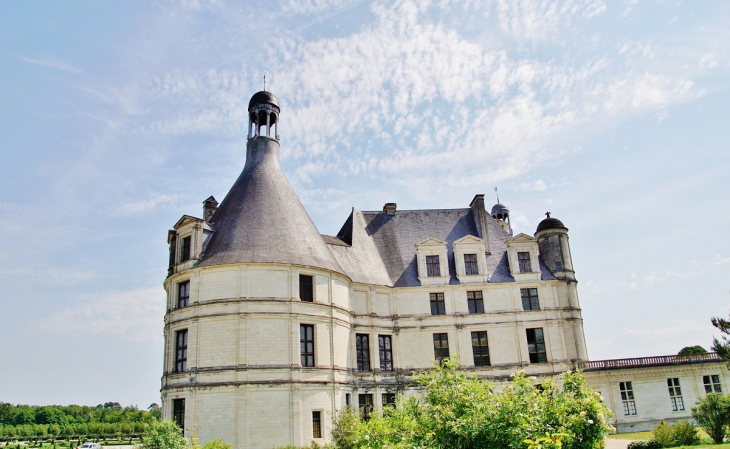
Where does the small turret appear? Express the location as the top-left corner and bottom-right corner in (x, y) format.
(491, 203), (512, 235)
(534, 212), (574, 280)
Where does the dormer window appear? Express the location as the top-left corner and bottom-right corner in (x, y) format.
(517, 252), (531, 273)
(181, 236), (191, 262)
(426, 256), (441, 277)
(415, 237), (450, 286)
(464, 254), (478, 275)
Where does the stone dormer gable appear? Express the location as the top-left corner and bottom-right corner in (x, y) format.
(453, 235), (489, 283)
(506, 233), (540, 282)
(174, 214), (204, 230)
(168, 215), (212, 277)
(415, 237), (449, 286)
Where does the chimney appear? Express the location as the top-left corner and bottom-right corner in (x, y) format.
(203, 196), (219, 223)
(383, 203), (397, 216)
(469, 194), (491, 253)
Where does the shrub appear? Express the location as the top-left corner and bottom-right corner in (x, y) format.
(331, 359), (614, 449)
(628, 441), (662, 449)
(652, 421), (674, 447)
(140, 421), (188, 449)
(691, 393), (730, 444)
(671, 421), (700, 446)
(200, 438), (230, 449)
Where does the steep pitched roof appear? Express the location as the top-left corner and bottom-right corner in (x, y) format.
(197, 137), (344, 274)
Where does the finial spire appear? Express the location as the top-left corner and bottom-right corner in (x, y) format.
(494, 186), (499, 203)
(263, 75), (266, 92)
(545, 211), (551, 218)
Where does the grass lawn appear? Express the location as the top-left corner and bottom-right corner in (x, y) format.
(608, 431), (653, 440)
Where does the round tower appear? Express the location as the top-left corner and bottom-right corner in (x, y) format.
(534, 212), (574, 281)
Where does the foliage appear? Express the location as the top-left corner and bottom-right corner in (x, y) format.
(670, 421), (701, 447)
(692, 393), (730, 444)
(711, 314), (730, 362)
(0, 402), (159, 426)
(140, 420), (188, 449)
(200, 438), (231, 449)
(677, 346), (708, 357)
(627, 441), (663, 449)
(652, 421), (675, 447)
(331, 358), (613, 449)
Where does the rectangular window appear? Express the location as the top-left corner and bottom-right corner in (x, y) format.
(345, 393), (351, 406)
(358, 394), (373, 421)
(382, 393), (396, 409)
(620, 381), (637, 415)
(521, 288), (540, 311)
(464, 254), (479, 275)
(426, 255), (441, 277)
(175, 330), (188, 372)
(312, 411), (322, 438)
(172, 399), (185, 431)
(467, 291), (484, 314)
(517, 252), (531, 273)
(433, 333), (449, 361)
(471, 331), (491, 367)
(356, 334), (371, 371)
(300, 275), (314, 302)
(181, 236), (191, 262)
(177, 281), (190, 308)
(300, 324), (315, 367)
(430, 292), (446, 315)
(667, 378), (685, 411)
(704, 375), (722, 393)
(526, 328), (547, 363)
(379, 335), (393, 371)
(555, 261), (563, 271)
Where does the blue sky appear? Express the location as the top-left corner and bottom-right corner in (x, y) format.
(1, 0), (728, 408)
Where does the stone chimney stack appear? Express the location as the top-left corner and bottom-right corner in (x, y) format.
(469, 194), (492, 253)
(383, 203), (397, 216)
(203, 196), (219, 223)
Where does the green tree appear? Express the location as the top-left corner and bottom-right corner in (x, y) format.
(148, 404), (161, 421)
(691, 392), (730, 444)
(712, 313), (730, 361)
(49, 424), (61, 442)
(140, 421), (188, 449)
(677, 345), (708, 357)
(331, 358), (613, 449)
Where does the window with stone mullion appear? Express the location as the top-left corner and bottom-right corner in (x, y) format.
(426, 255), (441, 277)
(467, 291), (484, 314)
(464, 254), (478, 275)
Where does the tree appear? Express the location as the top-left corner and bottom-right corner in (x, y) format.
(331, 358), (614, 449)
(712, 313), (730, 360)
(677, 345), (708, 356)
(691, 392), (730, 444)
(140, 421), (188, 449)
(148, 404), (161, 421)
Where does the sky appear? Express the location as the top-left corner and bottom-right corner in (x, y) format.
(0, 0), (728, 409)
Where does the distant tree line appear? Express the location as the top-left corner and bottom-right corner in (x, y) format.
(0, 402), (160, 443)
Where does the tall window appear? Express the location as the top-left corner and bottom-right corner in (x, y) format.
(358, 394), (373, 421)
(175, 330), (188, 372)
(172, 399), (185, 431)
(620, 381), (637, 415)
(312, 411), (322, 438)
(433, 333), (449, 361)
(300, 324), (315, 367)
(300, 275), (314, 302)
(356, 334), (371, 371)
(667, 378), (684, 411)
(181, 236), (191, 262)
(704, 375), (722, 393)
(464, 254), (479, 275)
(517, 252), (531, 273)
(526, 328), (547, 363)
(467, 291), (484, 314)
(177, 281), (190, 308)
(430, 293), (446, 315)
(471, 331), (491, 367)
(382, 393), (396, 409)
(426, 255), (441, 277)
(379, 335), (393, 371)
(521, 288), (540, 311)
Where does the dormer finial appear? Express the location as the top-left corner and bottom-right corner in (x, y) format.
(545, 211), (551, 218)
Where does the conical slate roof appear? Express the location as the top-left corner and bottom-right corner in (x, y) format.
(198, 137), (344, 274)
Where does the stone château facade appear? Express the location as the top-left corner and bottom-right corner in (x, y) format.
(160, 91), (727, 446)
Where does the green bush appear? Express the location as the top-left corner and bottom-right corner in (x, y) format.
(140, 421), (188, 449)
(200, 438), (231, 449)
(331, 359), (613, 449)
(671, 421), (700, 446)
(691, 393), (730, 444)
(627, 441), (662, 449)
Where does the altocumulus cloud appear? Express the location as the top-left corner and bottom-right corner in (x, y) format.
(34, 287), (165, 343)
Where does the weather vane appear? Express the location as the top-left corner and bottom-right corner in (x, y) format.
(494, 187), (499, 203)
(263, 75), (266, 92)
(545, 211), (551, 218)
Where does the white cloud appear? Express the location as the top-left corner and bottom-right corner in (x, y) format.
(711, 255), (730, 266)
(17, 56), (83, 74)
(495, 0), (606, 42)
(117, 194), (178, 215)
(34, 288), (165, 343)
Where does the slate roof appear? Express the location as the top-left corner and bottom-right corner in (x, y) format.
(327, 207), (557, 287)
(197, 137), (344, 274)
